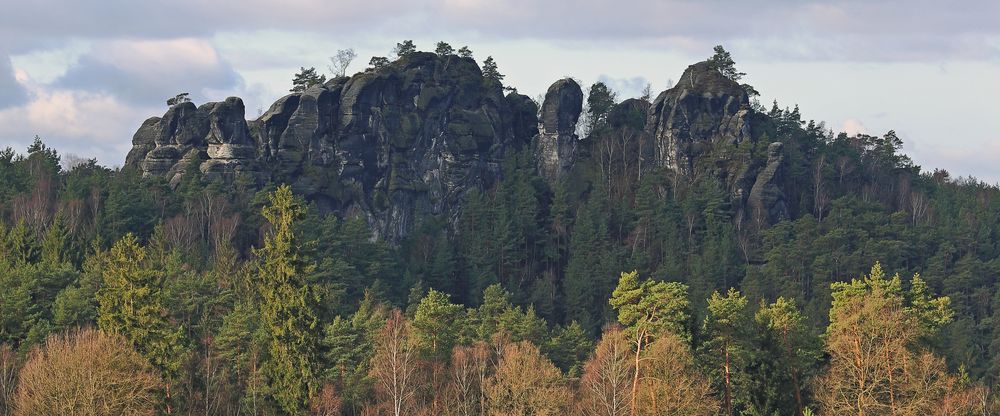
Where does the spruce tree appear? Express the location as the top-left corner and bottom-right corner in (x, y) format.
(254, 185), (321, 414)
(97, 233), (187, 411)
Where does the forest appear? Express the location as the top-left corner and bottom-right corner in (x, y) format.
(2, 46), (1000, 415)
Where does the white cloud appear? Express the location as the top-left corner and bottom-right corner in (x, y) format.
(841, 119), (868, 136)
(0, 77), (159, 166)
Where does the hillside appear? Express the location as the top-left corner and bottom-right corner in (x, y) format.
(1, 47), (999, 415)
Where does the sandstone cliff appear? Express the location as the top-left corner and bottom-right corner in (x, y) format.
(125, 56), (789, 241)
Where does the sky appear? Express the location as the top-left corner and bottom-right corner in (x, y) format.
(1, 0), (999, 182)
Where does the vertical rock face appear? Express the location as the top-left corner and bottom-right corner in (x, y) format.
(201, 97), (261, 182)
(749, 142), (789, 225)
(126, 52), (522, 243)
(647, 61), (751, 175)
(534, 78), (583, 184)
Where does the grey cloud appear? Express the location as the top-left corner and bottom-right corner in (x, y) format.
(3, 0), (1000, 62)
(53, 40), (243, 105)
(0, 55), (27, 109)
(0, 0), (416, 53)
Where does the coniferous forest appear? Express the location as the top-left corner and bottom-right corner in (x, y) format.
(2, 44), (1000, 415)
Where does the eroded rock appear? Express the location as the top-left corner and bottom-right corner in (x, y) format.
(534, 78), (583, 184)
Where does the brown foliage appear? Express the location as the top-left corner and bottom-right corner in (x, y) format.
(637, 334), (718, 416)
(815, 292), (977, 415)
(484, 341), (570, 416)
(14, 328), (161, 416)
(370, 310), (418, 416)
(579, 327), (632, 416)
(311, 382), (344, 416)
(444, 342), (490, 416)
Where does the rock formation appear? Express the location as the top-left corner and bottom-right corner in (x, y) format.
(126, 98), (261, 186)
(647, 61), (751, 175)
(125, 55), (792, 240)
(748, 142), (789, 225)
(534, 78), (583, 184)
(127, 52), (534, 243)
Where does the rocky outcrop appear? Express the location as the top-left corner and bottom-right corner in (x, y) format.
(127, 52), (522, 243)
(748, 142), (789, 225)
(201, 97), (260, 182)
(647, 61), (751, 175)
(126, 55), (792, 240)
(126, 100), (262, 186)
(534, 78), (583, 184)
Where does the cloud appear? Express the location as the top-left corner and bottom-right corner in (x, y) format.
(912, 139), (1000, 185)
(0, 0), (410, 53)
(53, 38), (242, 105)
(0, 85), (154, 166)
(0, 55), (27, 109)
(2, 1), (999, 62)
(841, 119), (868, 136)
(597, 75), (651, 100)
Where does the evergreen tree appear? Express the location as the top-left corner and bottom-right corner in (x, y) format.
(586, 82), (617, 135)
(700, 288), (750, 416)
(97, 233), (187, 411)
(610, 270), (691, 415)
(393, 40), (417, 58)
(434, 41), (455, 56)
(411, 289), (465, 361)
(291, 67), (327, 93)
(368, 56), (390, 71)
(254, 185), (322, 414)
(707, 45), (744, 82)
(481, 56), (504, 89)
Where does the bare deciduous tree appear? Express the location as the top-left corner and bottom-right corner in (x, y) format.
(0, 345), (17, 415)
(579, 326), (632, 416)
(370, 310), (418, 416)
(14, 328), (161, 416)
(485, 341), (570, 416)
(329, 48), (357, 78)
(446, 342), (490, 416)
(638, 334), (718, 416)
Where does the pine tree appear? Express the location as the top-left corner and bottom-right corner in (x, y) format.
(755, 297), (815, 416)
(586, 82), (617, 135)
(393, 40), (417, 58)
(610, 270), (691, 416)
(368, 56), (390, 71)
(435, 41), (455, 56)
(701, 288), (750, 416)
(411, 289), (465, 361)
(481, 56), (504, 89)
(290, 67), (326, 92)
(707, 45), (744, 82)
